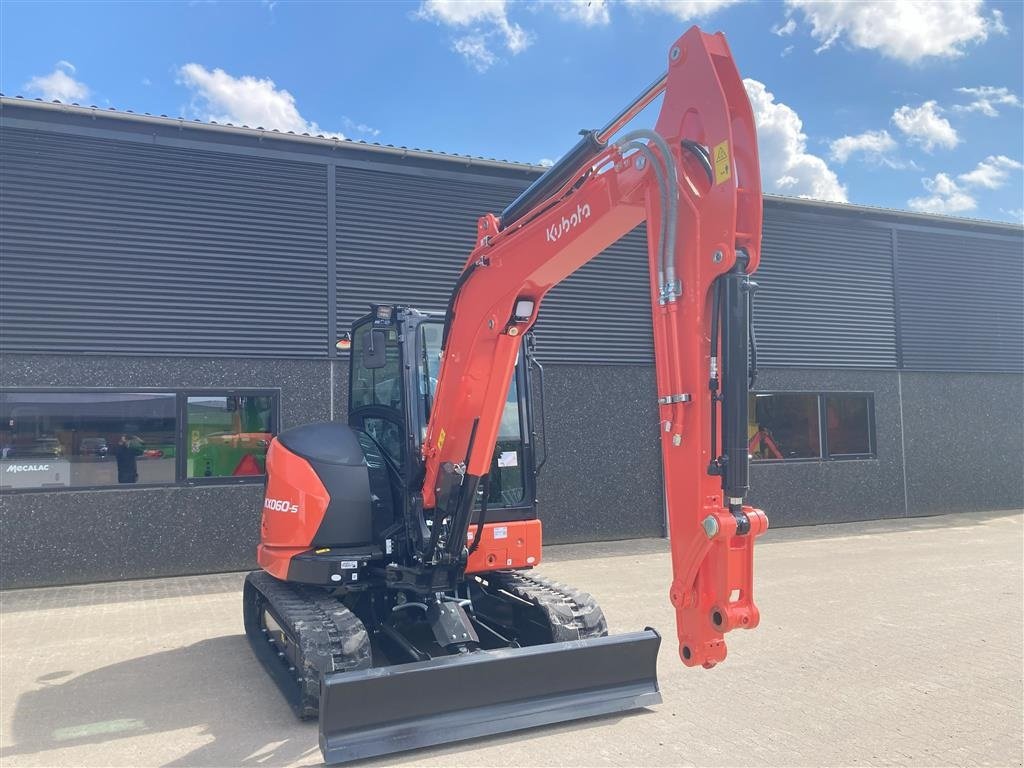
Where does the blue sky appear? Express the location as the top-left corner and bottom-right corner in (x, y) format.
(2, 0), (1022, 223)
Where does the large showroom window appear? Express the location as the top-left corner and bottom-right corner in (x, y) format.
(0, 390), (278, 491)
(748, 392), (875, 462)
(185, 394), (276, 480)
(0, 391), (177, 489)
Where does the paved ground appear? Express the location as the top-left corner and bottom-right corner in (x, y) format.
(1, 510), (1021, 768)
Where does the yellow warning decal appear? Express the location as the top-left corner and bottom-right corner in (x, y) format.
(713, 140), (731, 185)
(315, 548), (331, 554)
(437, 428), (446, 451)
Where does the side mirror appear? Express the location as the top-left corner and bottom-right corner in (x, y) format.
(361, 329), (388, 369)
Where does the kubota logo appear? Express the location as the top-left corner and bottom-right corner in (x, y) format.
(6, 463), (50, 473)
(545, 203), (592, 243)
(264, 497), (299, 514)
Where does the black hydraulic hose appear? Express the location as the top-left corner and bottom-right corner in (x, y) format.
(532, 355), (548, 474)
(681, 140), (714, 185)
(440, 259), (483, 354)
(467, 474), (490, 557)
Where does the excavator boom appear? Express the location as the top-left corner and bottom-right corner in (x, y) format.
(420, 25), (766, 669)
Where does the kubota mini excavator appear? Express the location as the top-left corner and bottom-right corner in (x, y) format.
(244, 25), (767, 764)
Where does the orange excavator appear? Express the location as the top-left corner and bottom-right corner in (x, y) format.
(243, 25), (767, 764)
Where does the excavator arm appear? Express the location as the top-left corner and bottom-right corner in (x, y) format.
(420, 26), (767, 669)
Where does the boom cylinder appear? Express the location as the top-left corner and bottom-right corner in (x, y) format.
(719, 258), (751, 509)
(499, 70), (669, 231)
(500, 131), (606, 230)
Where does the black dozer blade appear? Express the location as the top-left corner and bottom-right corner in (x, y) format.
(319, 628), (661, 764)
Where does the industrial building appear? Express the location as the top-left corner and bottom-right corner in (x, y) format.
(1, 96), (1021, 589)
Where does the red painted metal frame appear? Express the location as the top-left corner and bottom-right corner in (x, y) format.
(421, 27), (766, 669)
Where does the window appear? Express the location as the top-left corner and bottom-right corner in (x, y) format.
(0, 392), (176, 489)
(0, 389), (279, 491)
(186, 395), (274, 479)
(748, 392), (875, 462)
(749, 393), (821, 461)
(490, 376), (526, 506)
(824, 394), (873, 458)
(350, 325), (402, 411)
(418, 322), (526, 507)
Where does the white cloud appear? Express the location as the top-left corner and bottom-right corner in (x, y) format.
(827, 129), (901, 163)
(452, 35), (498, 72)
(780, 44), (794, 57)
(538, 158), (555, 167)
(416, 0), (530, 71)
(623, 0), (743, 21)
(908, 173), (977, 214)
(552, 0), (610, 26)
(743, 78), (847, 202)
(1001, 208), (1024, 223)
(772, 17), (796, 36)
(891, 101), (959, 152)
(786, 0), (1005, 63)
(141, 77), (152, 87)
(24, 61), (89, 102)
(342, 117), (381, 138)
(908, 154), (1023, 215)
(953, 86), (1023, 117)
(178, 64), (342, 137)
(957, 155), (1023, 189)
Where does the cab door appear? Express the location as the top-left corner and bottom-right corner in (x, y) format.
(347, 319), (407, 472)
(415, 319), (536, 522)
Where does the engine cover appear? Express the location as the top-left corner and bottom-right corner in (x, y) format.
(259, 423), (384, 580)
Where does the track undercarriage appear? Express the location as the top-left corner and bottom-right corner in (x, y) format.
(243, 569), (661, 763)
(243, 569), (618, 718)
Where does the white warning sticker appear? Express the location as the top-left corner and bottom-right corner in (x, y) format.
(497, 451), (519, 468)
(493, 526), (508, 540)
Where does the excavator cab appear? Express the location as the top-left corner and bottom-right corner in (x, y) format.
(347, 305), (537, 525)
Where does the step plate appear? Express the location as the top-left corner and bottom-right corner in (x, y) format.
(319, 628), (662, 764)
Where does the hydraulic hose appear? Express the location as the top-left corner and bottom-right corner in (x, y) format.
(615, 129), (679, 301)
(618, 140), (668, 292)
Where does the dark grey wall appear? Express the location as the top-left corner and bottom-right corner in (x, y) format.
(0, 354), (666, 587)
(1, 484), (263, 589)
(533, 365), (664, 543)
(901, 371), (1024, 515)
(0, 354), (333, 589)
(746, 368), (906, 527)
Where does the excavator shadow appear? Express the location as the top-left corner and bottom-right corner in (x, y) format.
(1, 635), (318, 767)
(1, 633), (649, 767)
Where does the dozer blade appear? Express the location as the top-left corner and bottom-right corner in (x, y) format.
(319, 628), (661, 764)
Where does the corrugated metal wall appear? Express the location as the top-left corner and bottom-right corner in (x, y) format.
(335, 165), (653, 364)
(1, 119), (1022, 371)
(335, 166), (523, 330)
(0, 127), (329, 357)
(896, 229), (1024, 372)
(755, 212), (897, 368)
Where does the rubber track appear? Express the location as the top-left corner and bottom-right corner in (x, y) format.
(245, 571), (371, 718)
(490, 571), (609, 643)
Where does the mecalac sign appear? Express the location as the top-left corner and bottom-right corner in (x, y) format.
(0, 460), (71, 489)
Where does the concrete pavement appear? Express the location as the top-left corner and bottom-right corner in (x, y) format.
(1, 510), (1021, 767)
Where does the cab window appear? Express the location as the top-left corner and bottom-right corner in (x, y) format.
(351, 324), (402, 411)
(418, 321), (526, 506)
